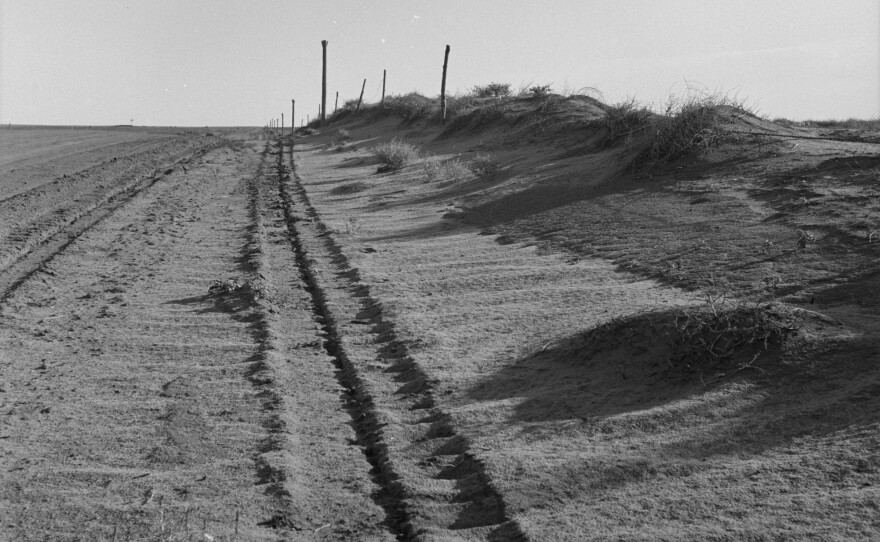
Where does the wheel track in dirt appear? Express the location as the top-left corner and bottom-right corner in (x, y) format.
(240, 138), (395, 540)
(275, 138), (527, 541)
(0, 138), (223, 304)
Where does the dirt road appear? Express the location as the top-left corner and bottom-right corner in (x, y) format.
(0, 132), (393, 540)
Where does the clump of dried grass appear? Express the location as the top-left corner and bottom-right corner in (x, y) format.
(371, 138), (420, 171)
(422, 157), (470, 183)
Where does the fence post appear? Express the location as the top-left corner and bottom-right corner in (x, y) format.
(281, 114), (284, 139)
(441, 45), (450, 123)
(291, 99), (295, 137)
(356, 79), (366, 113)
(335, 91), (339, 114)
(382, 69), (386, 107)
(321, 40), (328, 126)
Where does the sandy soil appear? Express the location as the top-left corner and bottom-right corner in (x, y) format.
(0, 131), (391, 540)
(282, 107), (880, 541)
(1, 108), (879, 541)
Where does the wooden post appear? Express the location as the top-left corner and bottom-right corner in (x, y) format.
(381, 69), (386, 107)
(440, 45), (451, 123)
(356, 78), (366, 113)
(321, 40), (328, 126)
(281, 113), (284, 136)
(291, 99), (295, 136)
(335, 91), (339, 114)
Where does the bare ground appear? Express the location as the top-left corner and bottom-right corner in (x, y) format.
(1, 109), (879, 541)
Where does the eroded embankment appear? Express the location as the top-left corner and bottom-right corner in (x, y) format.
(286, 118), (880, 541)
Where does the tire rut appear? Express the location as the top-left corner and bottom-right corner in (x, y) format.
(243, 138), (395, 540)
(275, 137), (527, 541)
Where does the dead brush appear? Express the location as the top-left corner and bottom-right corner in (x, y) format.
(580, 296), (799, 384)
(422, 156), (470, 183)
(468, 154), (503, 179)
(208, 278), (268, 301)
(601, 98), (653, 146)
(636, 92), (751, 168)
(666, 300), (799, 381)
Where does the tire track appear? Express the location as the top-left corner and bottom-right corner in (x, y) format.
(276, 137), (527, 541)
(0, 140), (222, 304)
(242, 138), (395, 539)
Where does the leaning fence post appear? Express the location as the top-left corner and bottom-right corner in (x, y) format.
(356, 79), (366, 113)
(441, 45), (450, 123)
(381, 69), (386, 107)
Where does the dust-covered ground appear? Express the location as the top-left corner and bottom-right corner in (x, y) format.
(1, 107), (879, 541)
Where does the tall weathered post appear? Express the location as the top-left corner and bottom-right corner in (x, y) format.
(356, 79), (366, 113)
(321, 40), (328, 126)
(291, 99), (295, 137)
(440, 45), (451, 123)
(335, 91), (339, 114)
(381, 69), (386, 107)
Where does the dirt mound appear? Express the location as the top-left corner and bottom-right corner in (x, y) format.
(572, 301), (820, 384)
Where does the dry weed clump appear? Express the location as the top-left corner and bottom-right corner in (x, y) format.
(383, 92), (436, 122)
(468, 154), (503, 179)
(601, 98), (654, 146)
(638, 93), (750, 166)
(472, 82), (512, 98)
(371, 138), (420, 171)
(422, 157), (470, 183)
(666, 301), (798, 379)
(584, 298), (799, 382)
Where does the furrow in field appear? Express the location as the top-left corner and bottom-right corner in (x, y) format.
(0, 139), (220, 303)
(0, 138), (285, 540)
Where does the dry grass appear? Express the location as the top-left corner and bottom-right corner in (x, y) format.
(601, 98), (654, 146)
(422, 157), (470, 183)
(371, 138), (420, 171)
(383, 92), (436, 122)
(468, 154), (502, 179)
(471, 82), (512, 98)
(636, 93), (746, 166)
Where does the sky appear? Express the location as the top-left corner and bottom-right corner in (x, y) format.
(1, 0), (878, 126)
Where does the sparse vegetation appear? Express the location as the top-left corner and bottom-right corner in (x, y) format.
(383, 92), (436, 122)
(666, 300), (798, 379)
(472, 82), (512, 98)
(526, 84), (553, 98)
(468, 154), (502, 179)
(585, 298), (799, 382)
(422, 156), (470, 183)
(637, 92), (750, 166)
(371, 138), (419, 171)
(602, 98), (654, 146)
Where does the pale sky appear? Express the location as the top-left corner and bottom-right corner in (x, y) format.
(1, 0), (877, 126)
